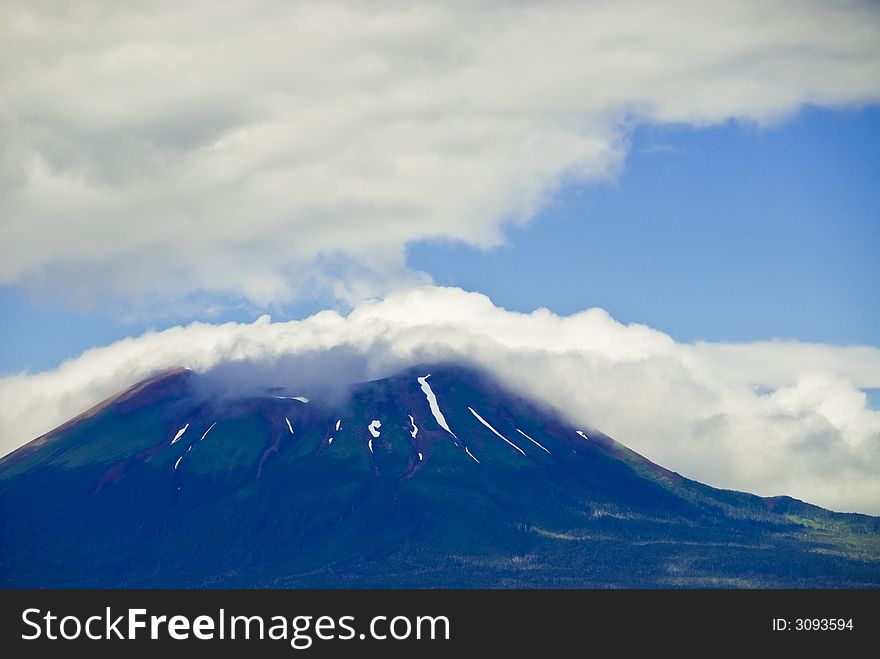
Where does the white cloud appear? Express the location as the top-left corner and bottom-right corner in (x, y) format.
(1, 286), (878, 513)
(2, 0), (879, 305)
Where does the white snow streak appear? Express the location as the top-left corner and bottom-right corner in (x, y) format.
(170, 423), (189, 445)
(327, 419), (341, 445)
(368, 439), (374, 454)
(368, 420), (382, 438)
(408, 414), (419, 439)
(418, 452), (423, 461)
(285, 417), (295, 434)
(173, 455), (183, 470)
(468, 407), (526, 456)
(516, 428), (551, 455)
(274, 396), (309, 403)
(465, 447), (481, 464)
(199, 422), (216, 442)
(576, 430), (589, 440)
(417, 374), (456, 438)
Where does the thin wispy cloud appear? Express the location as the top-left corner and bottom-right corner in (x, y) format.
(2, 0), (879, 308)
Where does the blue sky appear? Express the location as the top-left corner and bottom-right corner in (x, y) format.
(411, 106), (880, 344)
(3, 105), (877, 375)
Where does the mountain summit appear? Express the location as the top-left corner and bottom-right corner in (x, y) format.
(1, 364), (878, 587)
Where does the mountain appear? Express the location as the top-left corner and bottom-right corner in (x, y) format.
(1, 364), (878, 588)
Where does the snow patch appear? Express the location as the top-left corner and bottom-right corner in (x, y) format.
(576, 430), (589, 440)
(173, 455), (183, 471)
(418, 452), (423, 461)
(170, 423), (189, 445)
(465, 447), (481, 464)
(274, 396), (309, 403)
(417, 374), (456, 438)
(328, 437), (333, 445)
(368, 420), (382, 438)
(468, 407), (526, 456)
(516, 428), (551, 455)
(199, 422), (216, 442)
(336, 419), (342, 432)
(408, 414), (419, 439)
(368, 439), (374, 454)
(285, 417), (294, 434)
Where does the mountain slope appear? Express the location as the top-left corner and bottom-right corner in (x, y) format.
(1, 364), (878, 587)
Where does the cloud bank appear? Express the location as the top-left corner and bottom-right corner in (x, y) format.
(1, 286), (878, 513)
(2, 0), (880, 306)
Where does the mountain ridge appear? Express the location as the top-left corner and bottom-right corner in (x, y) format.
(1, 362), (878, 587)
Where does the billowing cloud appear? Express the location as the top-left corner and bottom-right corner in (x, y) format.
(1, 286), (878, 513)
(2, 1), (879, 305)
